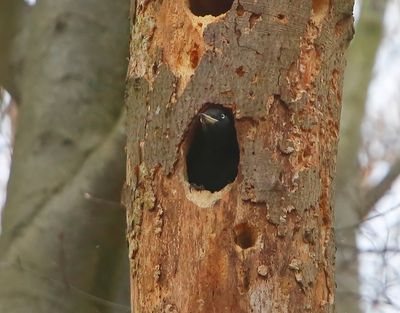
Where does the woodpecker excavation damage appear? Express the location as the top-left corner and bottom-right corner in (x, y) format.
(128, 0), (227, 96)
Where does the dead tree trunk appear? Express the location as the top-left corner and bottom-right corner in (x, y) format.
(125, 0), (354, 312)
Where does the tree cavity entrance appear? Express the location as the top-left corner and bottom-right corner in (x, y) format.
(234, 223), (256, 249)
(189, 0), (234, 17)
(186, 104), (239, 193)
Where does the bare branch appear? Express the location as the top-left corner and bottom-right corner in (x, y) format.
(361, 159), (400, 219)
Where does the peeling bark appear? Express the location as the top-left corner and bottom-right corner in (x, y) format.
(126, 0), (354, 312)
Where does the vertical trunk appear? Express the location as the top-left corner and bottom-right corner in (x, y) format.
(125, 0), (354, 312)
(0, 1), (130, 312)
(0, 0), (26, 99)
(335, 1), (386, 312)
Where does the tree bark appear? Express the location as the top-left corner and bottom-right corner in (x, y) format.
(0, 1), (130, 312)
(126, 0), (354, 312)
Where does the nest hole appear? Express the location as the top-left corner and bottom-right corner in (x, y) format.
(189, 0), (234, 17)
(186, 104), (239, 193)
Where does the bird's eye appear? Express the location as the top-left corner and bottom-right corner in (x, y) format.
(220, 113), (226, 119)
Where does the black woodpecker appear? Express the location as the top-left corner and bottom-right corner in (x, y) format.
(186, 106), (239, 192)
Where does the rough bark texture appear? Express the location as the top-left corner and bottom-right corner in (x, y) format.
(0, 1), (130, 312)
(125, 0), (354, 312)
(335, 1), (386, 312)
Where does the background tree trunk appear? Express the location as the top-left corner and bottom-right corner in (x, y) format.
(0, 1), (130, 312)
(335, 1), (386, 312)
(0, 0), (26, 101)
(126, 0), (354, 312)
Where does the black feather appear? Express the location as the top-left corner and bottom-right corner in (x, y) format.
(186, 106), (239, 192)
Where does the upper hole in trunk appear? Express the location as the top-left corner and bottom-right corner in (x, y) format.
(186, 104), (239, 193)
(189, 0), (234, 17)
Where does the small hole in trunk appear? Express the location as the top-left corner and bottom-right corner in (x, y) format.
(234, 223), (256, 249)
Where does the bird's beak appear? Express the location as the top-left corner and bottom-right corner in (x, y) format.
(200, 113), (218, 125)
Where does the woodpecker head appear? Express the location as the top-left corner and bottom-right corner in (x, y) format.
(199, 107), (234, 134)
